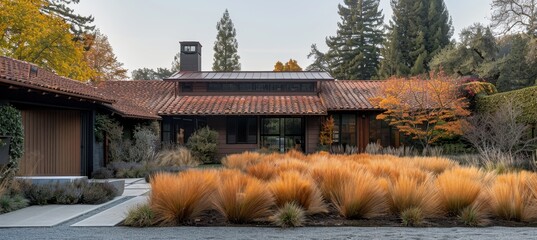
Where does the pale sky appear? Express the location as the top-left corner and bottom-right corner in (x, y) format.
(73, 0), (493, 76)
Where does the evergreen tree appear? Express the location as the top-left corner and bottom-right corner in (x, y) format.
(42, 0), (95, 41)
(378, 0), (452, 78)
(325, 0), (384, 80)
(213, 9), (241, 71)
(306, 44), (330, 72)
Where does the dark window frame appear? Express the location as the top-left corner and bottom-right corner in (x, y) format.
(226, 117), (258, 144)
(260, 117), (305, 152)
(180, 83), (193, 92)
(331, 114), (357, 147)
(207, 82), (315, 92)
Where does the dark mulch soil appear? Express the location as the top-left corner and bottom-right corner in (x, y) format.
(153, 206), (537, 228)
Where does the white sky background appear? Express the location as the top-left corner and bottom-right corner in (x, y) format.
(73, 0), (493, 75)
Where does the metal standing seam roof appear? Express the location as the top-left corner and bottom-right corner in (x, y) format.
(167, 71), (334, 81)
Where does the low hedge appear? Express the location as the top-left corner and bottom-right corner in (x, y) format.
(477, 85), (537, 125)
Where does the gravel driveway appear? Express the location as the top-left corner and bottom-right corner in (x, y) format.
(3, 226), (537, 240)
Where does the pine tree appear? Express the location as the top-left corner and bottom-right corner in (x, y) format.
(41, 0), (95, 41)
(213, 9), (241, 71)
(325, 0), (384, 80)
(378, 0), (452, 78)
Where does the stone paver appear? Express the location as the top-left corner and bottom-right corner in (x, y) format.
(0, 197), (125, 227)
(125, 183), (150, 189)
(71, 196), (148, 227)
(122, 189), (150, 196)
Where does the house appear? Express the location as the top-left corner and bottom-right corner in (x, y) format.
(0, 41), (400, 176)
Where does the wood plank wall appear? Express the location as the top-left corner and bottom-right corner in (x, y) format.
(305, 117), (321, 154)
(18, 110), (81, 176)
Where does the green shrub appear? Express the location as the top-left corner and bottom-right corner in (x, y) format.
(186, 127), (218, 164)
(129, 126), (159, 163)
(81, 182), (117, 204)
(401, 207), (424, 227)
(124, 203), (155, 227)
(271, 202), (305, 228)
(107, 161), (148, 178)
(0, 104), (24, 181)
(477, 86), (537, 125)
(54, 184), (82, 204)
(91, 167), (114, 179)
(0, 194), (28, 213)
(21, 183), (55, 205)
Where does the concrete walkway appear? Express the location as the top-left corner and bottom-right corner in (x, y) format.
(0, 178), (150, 228)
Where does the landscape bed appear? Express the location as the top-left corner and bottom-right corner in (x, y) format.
(125, 151), (537, 228)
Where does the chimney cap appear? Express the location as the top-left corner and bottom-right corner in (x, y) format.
(180, 41), (202, 47)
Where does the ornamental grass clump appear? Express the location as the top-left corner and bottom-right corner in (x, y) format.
(124, 203), (155, 227)
(271, 202), (305, 228)
(387, 174), (440, 217)
(458, 199), (491, 227)
(309, 162), (352, 203)
(212, 172), (274, 223)
(410, 157), (458, 175)
(401, 207), (424, 227)
(268, 171), (327, 214)
(333, 171), (388, 219)
(488, 171), (537, 222)
(150, 170), (217, 225)
(436, 169), (483, 216)
(222, 151), (261, 170)
(246, 161), (277, 181)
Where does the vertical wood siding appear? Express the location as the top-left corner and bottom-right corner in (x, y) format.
(305, 117), (320, 154)
(18, 110), (81, 176)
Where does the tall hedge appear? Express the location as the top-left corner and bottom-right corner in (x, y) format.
(477, 86), (537, 125)
(0, 104), (24, 179)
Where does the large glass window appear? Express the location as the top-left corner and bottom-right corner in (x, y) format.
(369, 115), (398, 147)
(227, 117), (257, 144)
(207, 82), (315, 92)
(332, 114), (357, 146)
(261, 118), (304, 152)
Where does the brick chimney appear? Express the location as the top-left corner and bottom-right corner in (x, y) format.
(179, 41), (202, 72)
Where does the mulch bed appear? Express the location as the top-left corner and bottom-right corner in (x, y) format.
(160, 206), (537, 228)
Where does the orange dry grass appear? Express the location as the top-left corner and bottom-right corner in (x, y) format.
(284, 149), (308, 161)
(366, 160), (400, 181)
(436, 169), (482, 216)
(310, 162), (352, 202)
(333, 171), (388, 219)
(246, 161), (278, 181)
(150, 171), (217, 225)
(222, 151), (262, 170)
(212, 173), (275, 223)
(275, 159), (310, 174)
(269, 171), (327, 214)
(488, 171), (537, 222)
(410, 157), (458, 175)
(387, 174), (439, 216)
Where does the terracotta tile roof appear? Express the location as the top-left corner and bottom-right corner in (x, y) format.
(95, 81), (177, 119)
(321, 80), (382, 111)
(0, 56), (114, 103)
(160, 95), (326, 115)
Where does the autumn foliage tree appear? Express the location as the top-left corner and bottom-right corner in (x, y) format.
(0, 0), (94, 80)
(84, 30), (127, 82)
(274, 59), (302, 71)
(319, 116), (335, 146)
(370, 73), (470, 148)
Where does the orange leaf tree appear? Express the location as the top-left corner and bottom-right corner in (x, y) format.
(274, 59), (302, 71)
(369, 73), (470, 148)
